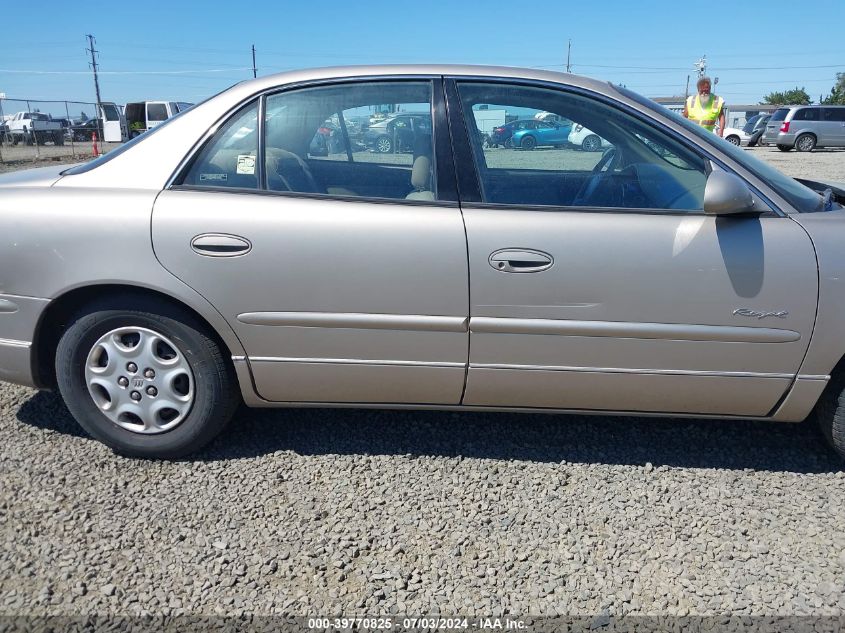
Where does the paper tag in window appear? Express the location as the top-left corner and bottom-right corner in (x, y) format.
(236, 154), (256, 175)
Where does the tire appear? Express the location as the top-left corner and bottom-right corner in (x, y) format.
(756, 135), (767, 148)
(375, 135), (393, 153)
(582, 134), (602, 152)
(53, 131), (64, 146)
(520, 135), (537, 150)
(795, 133), (816, 152)
(777, 144), (792, 152)
(55, 298), (239, 458)
(815, 372), (845, 460)
(725, 135), (741, 146)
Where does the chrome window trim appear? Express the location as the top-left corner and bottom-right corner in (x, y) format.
(166, 185), (460, 209)
(449, 76), (786, 217)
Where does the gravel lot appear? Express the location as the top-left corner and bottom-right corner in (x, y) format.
(1, 146), (845, 622)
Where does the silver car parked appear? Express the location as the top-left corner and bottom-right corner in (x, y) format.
(1, 65), (845, 459)
(763, 105), (845, 152)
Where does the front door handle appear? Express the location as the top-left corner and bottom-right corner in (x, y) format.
(191, 233), (252, 257)
(489, 248), (554, 273)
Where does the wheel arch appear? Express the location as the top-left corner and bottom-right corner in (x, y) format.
(32, 283), (245, 390)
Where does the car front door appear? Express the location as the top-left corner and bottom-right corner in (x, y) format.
(449, 79), (818, 417)
(152, 79), (469, 404)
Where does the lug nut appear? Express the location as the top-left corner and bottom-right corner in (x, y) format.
(117, 376), (129, 387)
(146, 386), (158, 397)
(144, 369), (155, 379)
(127, 362), (138, 373)
(130, 391), (142, 401)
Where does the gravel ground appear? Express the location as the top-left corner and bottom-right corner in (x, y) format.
(2, 383), (845, 618)
(1, 145), (845, 622)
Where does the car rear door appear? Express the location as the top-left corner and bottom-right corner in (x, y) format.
(821, 107), (845, 147)
(448, 78), (818, 417)
(152, 78), (470, 405)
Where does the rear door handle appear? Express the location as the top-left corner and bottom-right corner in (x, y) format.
(191, 233), (252, 257)
(489, 248), (554, 273)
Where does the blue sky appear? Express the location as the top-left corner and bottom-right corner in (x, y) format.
(1, 0), (843, 109)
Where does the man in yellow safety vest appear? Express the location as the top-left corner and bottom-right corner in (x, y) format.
(683, 76), (725, 137)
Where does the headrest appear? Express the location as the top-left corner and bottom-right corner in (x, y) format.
(411, 155), (431, 191)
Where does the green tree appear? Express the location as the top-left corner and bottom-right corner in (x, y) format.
(761, 87), (811, 106)
(821, 73), (845, 105)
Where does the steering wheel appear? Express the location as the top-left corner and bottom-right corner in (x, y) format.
(572, 147), (619, 207)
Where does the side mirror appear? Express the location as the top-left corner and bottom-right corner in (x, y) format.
(704, 170), (756, 216)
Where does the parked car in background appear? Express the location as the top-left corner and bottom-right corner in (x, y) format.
(70, 118), (104, 142)
(763, 105), (845, 152)
(489, 119), (556, 148)
(568, 123), (611, 151)
(746, 114), (771, 147)
(2, 65), (845, 461)
(363, 113), (431, 153)
(125, 101), (189, 138)
(511, 119), (572, 149)
(5, 112), (64, 146)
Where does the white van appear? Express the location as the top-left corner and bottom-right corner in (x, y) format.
(125, 101), (192, 138)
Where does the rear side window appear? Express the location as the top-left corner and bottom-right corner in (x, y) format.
(770, 108), (789, 122)
(101, 104), (120, 121)
(182, 103), (258, 189)
(792, 108), (819, 121)
(823, 108), (845, 122)
(147, 103), (168, 121)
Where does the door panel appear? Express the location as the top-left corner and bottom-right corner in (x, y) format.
(461, 209), (818, 415)
(153, 190), (468, 403)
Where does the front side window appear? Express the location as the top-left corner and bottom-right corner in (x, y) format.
(457, 82), (707, 211)
(823, 108), (845, 122)
(182, 103), (258, 189)
(264, 81), (436, 200)
(613, 85), (823, 213)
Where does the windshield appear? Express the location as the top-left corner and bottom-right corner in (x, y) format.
(613, 86), (823, 213)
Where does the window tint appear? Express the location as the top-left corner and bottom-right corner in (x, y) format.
(264, 81), (435, 200)
(147, 103), (168, 121)
(458, 82), (707, 211)
(182, 103), (258, 189)
(770, 108), (789, 122)
(823, 108), (845, 122)
(792, 108), (819, 121)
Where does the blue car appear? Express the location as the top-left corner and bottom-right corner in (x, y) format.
(511, 119), (573, 150)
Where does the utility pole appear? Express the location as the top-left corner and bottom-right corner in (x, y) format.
(693, 54), (707, 78)
(684, 75), (690, 99)
(86, 34), (102, 117)
(251, 44), (257, 79)
(566, 39), (572, 73)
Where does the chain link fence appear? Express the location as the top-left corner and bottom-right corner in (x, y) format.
(0, 97), (120, 164)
